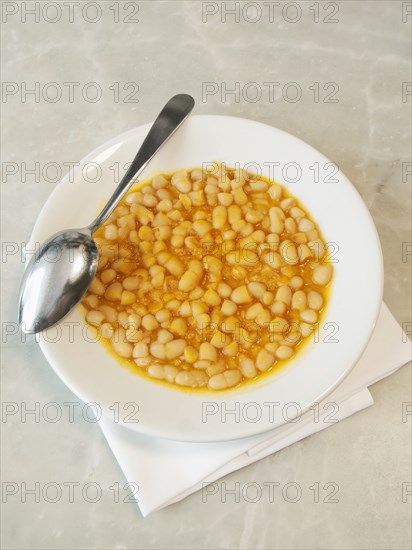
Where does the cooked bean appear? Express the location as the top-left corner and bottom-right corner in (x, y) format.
(206, 361), (226, 377)
(89, 277), (105, 296)
(212, 205), (227, 229)
(135, 357), (151, 367)
(199, 342), (218, 361)
(228, 204), (242, 224)
(175, 370), (208, 387)
(239, 355), (257, 378)
(163, 366), (180, 383)
(300, 309), (318, 324)
(247, 282), (266, 299)
(147, 365), (166, 379)
(221, 299), (237, 316)
(165, 339), (186, 359)
(210, 330), (231, 349)
(125, 191), (141, 204)
(268, 184), (282, 200)
(280, 198), (295, 211)
(157, 252), (185, 277)
(245, 302), (264, 319)
(289, 206), (305, 218)
(170, 318), (187, 336)
(105, 282), (122, 301)
(233, 187), (248, 205)
(307, 290), (323, 310)
(184, 346), (199, 363)
(121, 291), (136, 305)
(142, 314), (159, 331)
(262, 291), (274, 306)
(312, 264), (333, 286)
(208, 369), (241, 390)
(155, 309), (171, 324)
(222, 341), (239, 357)
(152, 175), (169, 189)
(171, 172), (191, 193)
(203, 288), (221, 306)
(100, 323), (114, 339)
(86, 310), (104, 327)
(231, 285), (252, 304)
(83, 294), (99, 309)
(101, 269), (116, 284)
(150, 342), (166, 359)
(276, 345), (294, 360)
(217, 282), (232, 298)
(255, 309), (271, 326)
(179, 262), (203, 292)
(269, 207), (284, 234)
(133, 342), (149, 358)
(276, 285), (292, 305)
(262, 251), (282, 270)
(139, 226), (155, 242)
(104, 224), (118, 240)
(290, 276), (304, 289)
(270, 300), (286, 316)
(118, 311), (129, 328)
(256, 349), (275, 371)
(217, 192), (233, 206)
(291, 290), (307, 311)
(245, 210), (264, 224)
(157, 329), (174, 344)
(142, 193), (158, 207)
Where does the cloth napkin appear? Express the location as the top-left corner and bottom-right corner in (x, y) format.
(99, 302), (411, 517)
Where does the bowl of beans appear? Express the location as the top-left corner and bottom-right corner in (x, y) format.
(31, 115), (383, 441)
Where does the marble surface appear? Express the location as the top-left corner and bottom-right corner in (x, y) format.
(1, 1), (411, 548)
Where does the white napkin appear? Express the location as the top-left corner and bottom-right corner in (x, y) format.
(99, 302), (411, 517)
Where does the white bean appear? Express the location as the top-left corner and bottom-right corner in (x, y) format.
(291, 290), (307, 311)
(256, 349), (275, 372)
(312, 264), (333, 286)
(208, 369), (241, 390)
(239, 355), (257, 379)
(307, 290), (323, 310)
(165, 339), (187, 360)
(275, 346), (294, 360)
(300, 309), (318, 324)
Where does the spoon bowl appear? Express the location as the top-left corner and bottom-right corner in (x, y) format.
(18, 228), (98, 333)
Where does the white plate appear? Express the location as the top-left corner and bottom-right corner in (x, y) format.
(28, 115), (383, 442)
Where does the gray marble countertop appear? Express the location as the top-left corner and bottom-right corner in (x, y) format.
(2, 1), (411, 549)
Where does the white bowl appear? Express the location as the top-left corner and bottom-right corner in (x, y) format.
(28, 115), (383, 441)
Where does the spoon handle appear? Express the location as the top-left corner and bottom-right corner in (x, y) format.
(88, 93), (195, 233)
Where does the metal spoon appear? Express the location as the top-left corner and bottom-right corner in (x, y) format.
(18, 94), (195, 334)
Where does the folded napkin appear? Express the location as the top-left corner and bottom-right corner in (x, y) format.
(99, 302), (411, 516)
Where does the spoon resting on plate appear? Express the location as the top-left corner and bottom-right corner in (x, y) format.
(18, 94), (195, 334)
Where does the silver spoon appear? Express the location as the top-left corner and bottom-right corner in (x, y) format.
(18, 94), (195, 334)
